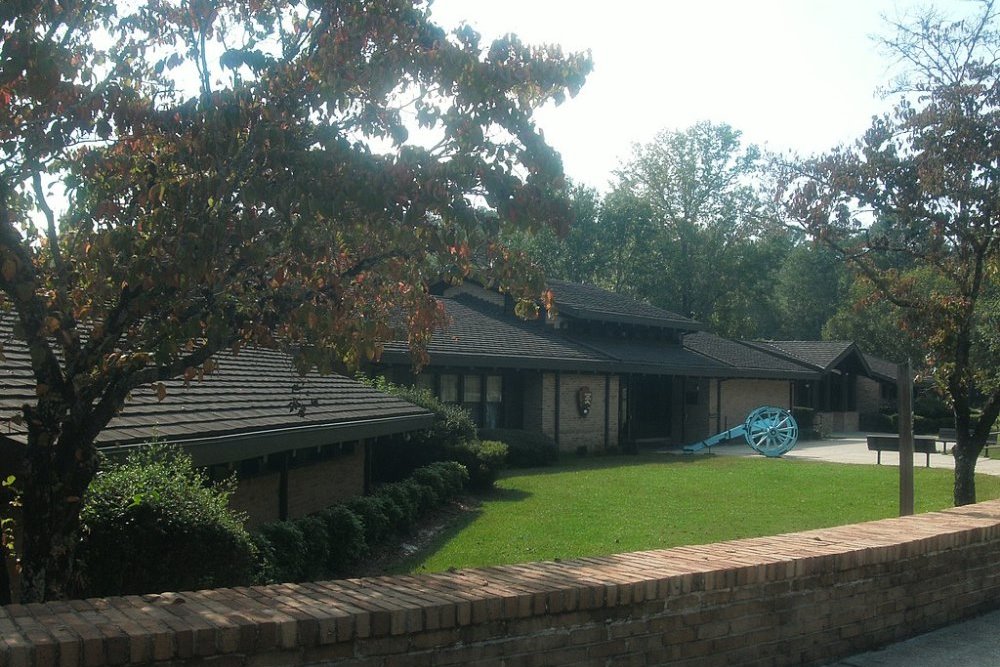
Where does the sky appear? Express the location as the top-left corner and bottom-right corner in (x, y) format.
(428, 0), (963, 192)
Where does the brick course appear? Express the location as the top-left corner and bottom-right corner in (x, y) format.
(5, 501), (1000, 666)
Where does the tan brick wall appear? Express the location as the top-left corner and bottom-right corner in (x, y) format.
(556, 373), (619, 453)
(286, 447), (365, 519)
(856, 376), (883, 415)
(714, 379), (791, 432)
(11, 500), (1000, 667)
(229, 446), (366, 528)
(230, 472), (281, 528)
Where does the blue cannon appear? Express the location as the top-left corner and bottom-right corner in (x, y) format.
(682, 406), (799, 457)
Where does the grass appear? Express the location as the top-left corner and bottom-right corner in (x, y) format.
(396, 454), (1000, 575)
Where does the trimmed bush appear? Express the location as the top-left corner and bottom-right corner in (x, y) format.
(426, 461), (469, 497)
(478, 429), (558, 468)
(343, 495), (393, 545)
(453, 440), (508, 490)
(317, 505), (367, 574)
(375, 481), (420, 531)
(256, 520), (308, 583)
(294, 515), (330, 580)
(77, 445), (255, 597)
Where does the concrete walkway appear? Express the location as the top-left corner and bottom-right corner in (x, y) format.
(705, 432), (1000, 476)
(692, 433), (1000, 665)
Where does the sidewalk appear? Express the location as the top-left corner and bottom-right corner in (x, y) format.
(698, 433), (1000, 665)
(705, 432), (1000, 476)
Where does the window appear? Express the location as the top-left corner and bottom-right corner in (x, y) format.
(484, 375), (503, 428)
(463, 374), (481, 404)
(463, 374), (482, 424)
(439, 374), (459, 403)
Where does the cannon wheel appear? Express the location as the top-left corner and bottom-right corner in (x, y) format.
(743, 406), (798, 457)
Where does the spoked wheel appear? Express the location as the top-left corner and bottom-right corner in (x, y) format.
(743, 406), (798, 457)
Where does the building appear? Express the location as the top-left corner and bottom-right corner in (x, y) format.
(0, 340), (432, 527)
(376, 280), (896, 452)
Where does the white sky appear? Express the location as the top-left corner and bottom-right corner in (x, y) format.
(429, 0), (964, 192)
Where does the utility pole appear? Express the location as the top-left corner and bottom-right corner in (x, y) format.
(898, 360), (914, 516)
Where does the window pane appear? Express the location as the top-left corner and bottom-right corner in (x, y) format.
(486, 375), (502, 402)
(440, 374), (458, 403)
(463, 374), (481, 404)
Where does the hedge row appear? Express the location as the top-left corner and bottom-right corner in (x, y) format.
(253, 460), (469, 584)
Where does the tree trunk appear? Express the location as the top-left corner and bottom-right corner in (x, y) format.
(18, 420), (98, 602)
(953, 443), (978, 506)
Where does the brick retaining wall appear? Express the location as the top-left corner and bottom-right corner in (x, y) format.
(5, 500), (1000, 666)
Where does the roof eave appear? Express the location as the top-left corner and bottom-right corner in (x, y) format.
(97, 413), (435, 467)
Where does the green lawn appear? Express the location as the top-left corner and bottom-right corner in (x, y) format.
(397, 454), (1000, 575)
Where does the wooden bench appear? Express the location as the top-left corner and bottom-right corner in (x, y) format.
(937, 428), (998, 457)
(938, 428), (956, 455)
(867, 435), (937, 467)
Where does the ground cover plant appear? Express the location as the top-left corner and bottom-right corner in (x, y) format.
(397, 455), (1000, 574)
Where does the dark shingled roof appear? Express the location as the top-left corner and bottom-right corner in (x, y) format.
(566, 334), (732, 376)
(0, 325), (431, 465)
(682, 332), (819, 379)
(380, 296), (612, 371)
(747, 340), (865, 373)
(548, 280), (701, 331)
(863, 353), (901, 383)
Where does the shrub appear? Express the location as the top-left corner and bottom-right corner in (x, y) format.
(256, 520), (308, 583)
(294, 515), (330, 581)
(359, 376), (478, 483)
(479, 429), (558, 468)
(453, 440), (508, 490)
(424, 461), (469, 497)
(859, 411), (894, 433)
(317, 505), (367, 575)
(375, 481), (420, 531)
(77, 445), (255, 597)
(343, 495), (393, 545)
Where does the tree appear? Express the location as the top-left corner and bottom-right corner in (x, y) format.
(782, 1), (1000, 505)
(613, 122), (785, 336)
(772, 242), (846, 340)
(0, 0), (590, 601)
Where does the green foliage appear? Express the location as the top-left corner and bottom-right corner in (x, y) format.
(452, 440), (508, 490)
(253, 461), (470, 583)
(3, 0), (590, 602)
(360, 376), (478, 483)
(77, 445), (255, 597)
(256, 521), (308, 584)
(782, 2), (1000, 504)
(479, 428), (559, 468)
(343, 495), (393, 546)
(317, 505), (367, 575)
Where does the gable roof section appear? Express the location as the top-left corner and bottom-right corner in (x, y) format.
(682, 332), (819, 379)
(380, 296), (612, 371)
(746, 340), (875, 378)
(547, 280), (702, 331)
(0, 329), (432, 466)
(862, 353), (901, 383)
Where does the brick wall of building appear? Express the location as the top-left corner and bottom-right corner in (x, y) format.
(229, 472), (281, 528)
(7, 500), (1000, 667)
(285, 446), (366, 519)
(711, 379), (792, 433)
(856, 375), (884, 415)
(556, 373), (619, 453)
(228, 445), (365, 528)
